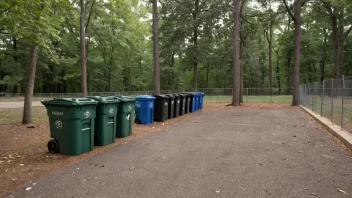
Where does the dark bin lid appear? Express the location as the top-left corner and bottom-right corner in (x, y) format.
(41, 98), (98, 106)
(172, 93), (180, 97)
(154, 94), (169, 98)
(165, 94), (175, 98)
(87, 96), (120, 104)
(135, 95), (155, 100)
(113, 96), (135, 102)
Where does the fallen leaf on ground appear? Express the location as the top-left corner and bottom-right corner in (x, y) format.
(26, 187), (32, 191)
(129, 167), (135, 171)
(322, 155), (334, 159)
(216, 190), (220, 193)
(310, 193), (317, 196)
(336, 188), (349, 194)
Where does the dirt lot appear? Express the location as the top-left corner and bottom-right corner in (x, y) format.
(4, 102), (352, 198)
(1, 102), (352, 197)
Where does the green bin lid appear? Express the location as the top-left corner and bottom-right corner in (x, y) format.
(113, 96), (135, 102)
(41, 98), (98, 106)
(87, 96), (120, 104)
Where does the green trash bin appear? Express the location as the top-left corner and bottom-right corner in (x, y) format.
(87, 96), (120, 146)
(41, 98), (98, 156)
(114, 96), (135, 138)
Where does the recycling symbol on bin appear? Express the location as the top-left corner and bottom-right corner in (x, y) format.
(55, 120), (63, 129)
(128, 105), (132, 110)
(109, 108), (114, 115)
(149, 102), (153, 108)
(126, 114), (131, 120)
(84, 110), (91, 118)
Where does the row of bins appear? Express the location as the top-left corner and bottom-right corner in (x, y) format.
(134, 92), (204, 124)
(41, 96), (135, 156)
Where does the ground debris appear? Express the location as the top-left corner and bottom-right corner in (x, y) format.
(336, 188), (349, 195)
(322, 155), (334, 159)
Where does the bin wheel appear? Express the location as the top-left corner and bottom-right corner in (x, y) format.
(135, 118), (141, 124)
(48, 139), (59, 154)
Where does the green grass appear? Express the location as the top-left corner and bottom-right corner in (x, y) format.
(0, 107), (48, 125)
(204, 95), (292, 103)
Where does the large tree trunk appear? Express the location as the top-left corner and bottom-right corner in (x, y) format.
(291, 0), (301, 106)
(268, 15), (273, 95)
(152, 0), (160, 95)
(22, 45), (38, 124)
(276, 52), (281, 92)
(192, 0), (199, 91)
(80, 0), (88, 97)
(232, 0), (241, 106)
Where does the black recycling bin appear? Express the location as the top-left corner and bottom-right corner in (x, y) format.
(154, 94), (169, 122)
(178, 94), (186, 116)
(183, 93), (191, 114)
(173, 94), (180, 118)
(165, 94), (175, 119)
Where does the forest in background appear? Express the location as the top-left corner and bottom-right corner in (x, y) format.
(0, 0), (351, 94)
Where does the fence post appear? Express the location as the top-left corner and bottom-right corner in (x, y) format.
(341, 75), (344, 128)
(331, 79), (334, 121)
(246, 88), (248, 102)
(271, 87), (273, 103)
(304, 84), (306, 106)
(314, 82), (317, 112)
(321, 80), (324, 116)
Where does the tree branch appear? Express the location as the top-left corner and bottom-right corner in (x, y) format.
(0, 1), (16, 15)
(344, 25), (352, 39)
(282, 0), (295, 21)
(85, 0), (95, 34)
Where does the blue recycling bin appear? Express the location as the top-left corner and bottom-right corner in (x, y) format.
(135, 95), (155, 125)
(189, 93), (196, 112)
(192, 92), (199, 111)
(198, 92), (204, 110)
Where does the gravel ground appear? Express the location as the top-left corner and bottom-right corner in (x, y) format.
(4, 105), (352, 198)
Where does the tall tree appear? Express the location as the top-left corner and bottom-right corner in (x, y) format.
(152, 0), (160, 95)
(320, 0), (352, 79)
(232, 0), (241, 106)
(283, 0), (301, 105)
(80, 0), (87, 97)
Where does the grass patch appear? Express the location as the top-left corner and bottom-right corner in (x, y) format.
(204, 95), (292, 103)
(0, 106), (48, 125)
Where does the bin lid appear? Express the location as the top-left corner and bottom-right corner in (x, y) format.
(114, 96), (136, 102)
(154, 94), (169, 98)
(172, 93), (180, 97)
(165, 94), (175, 98)
(87, 96), (120, 104)
(135, 95), (155, 100)
(41, 98), (98, 106)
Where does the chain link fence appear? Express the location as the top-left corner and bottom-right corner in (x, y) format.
(300, 76), (352, 134)
(0, 88), (293, 103)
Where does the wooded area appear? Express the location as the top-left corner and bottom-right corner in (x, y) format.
(0, 0), (351, 119)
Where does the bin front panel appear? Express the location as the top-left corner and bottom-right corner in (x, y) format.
(116, 112), (132, 138)
(174, 96), (180, 117)
(168, 98), (175, 119)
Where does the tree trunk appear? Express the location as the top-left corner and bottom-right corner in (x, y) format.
(268, 15), (273, 95)
(275, 50), (281, 93)
(232, 0), (241, 106)
(22, 45), (38, 124)
(80, 0), (88, 97)
(152, 0), (160, 95)
(193, 0), (199, 91)
(291, 0), (301, 106)
(206, 62), (210, 88)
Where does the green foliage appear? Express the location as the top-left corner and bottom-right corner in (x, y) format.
(0, 0), (351, 93)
